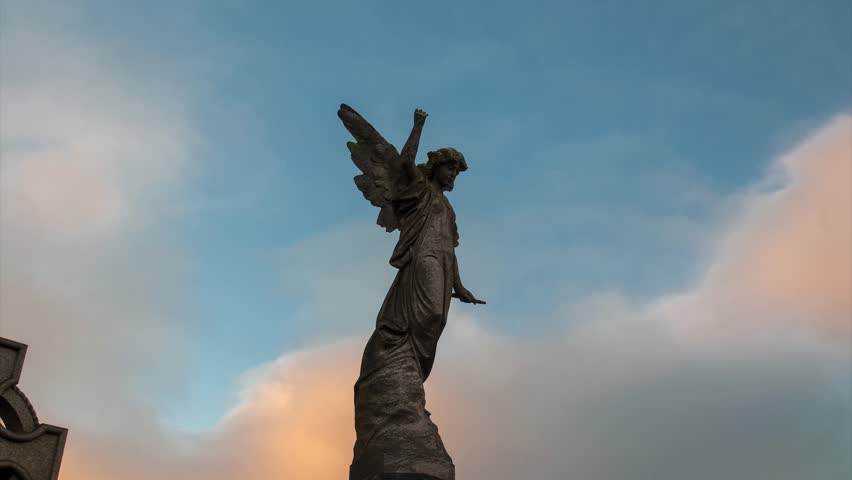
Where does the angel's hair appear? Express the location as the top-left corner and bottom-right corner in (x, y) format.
(418, 147), (468, 180)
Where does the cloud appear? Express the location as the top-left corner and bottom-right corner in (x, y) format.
(0, 4), (195, 242)
(54, 339), (364, 480)
(47, 114), (852, 479)
(0, 0), (198, 432)
(715, 115), (851, 328)
(656, 114), (851, 346)
(1, 4), (847, 478)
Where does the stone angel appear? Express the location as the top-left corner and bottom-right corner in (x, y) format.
(338, 104), (484, 480)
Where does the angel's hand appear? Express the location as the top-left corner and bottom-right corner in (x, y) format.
(414, 109), (428, 125)
(453, 287), (486, 305)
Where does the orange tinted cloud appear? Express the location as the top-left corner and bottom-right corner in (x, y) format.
(659, 115), (851, 344)
(54, 340), (361, 480)
(52, 115), (852, 479)
(4, 4), (847, 474)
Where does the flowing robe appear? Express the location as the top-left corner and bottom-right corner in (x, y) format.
(350, 167), (457, 480)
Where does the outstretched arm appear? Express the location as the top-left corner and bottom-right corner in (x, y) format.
(397, 109), (428, 178)
(453, 255), (463, 290)
(452, 254), (486, 304)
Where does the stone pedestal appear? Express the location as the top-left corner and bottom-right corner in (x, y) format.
(350, 450), (454, 480)
(354, 473), (448, 480)
(350, 339), (454, 480)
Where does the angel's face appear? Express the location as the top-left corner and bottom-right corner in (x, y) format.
(434, 161), (460, 192)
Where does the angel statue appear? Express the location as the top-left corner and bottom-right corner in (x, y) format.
(339, 104), (485, 480)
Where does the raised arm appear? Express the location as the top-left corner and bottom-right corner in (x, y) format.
(397, 109), (428, 178)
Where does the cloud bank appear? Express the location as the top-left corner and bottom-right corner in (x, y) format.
(34, 113), (852, 478)
(0, 0), (198, 433)
(1, 3), (848, 478)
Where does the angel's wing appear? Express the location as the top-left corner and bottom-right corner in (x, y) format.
(338, 104), (400, 232)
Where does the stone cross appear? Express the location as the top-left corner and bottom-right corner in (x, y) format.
(0, 337), (67, 480)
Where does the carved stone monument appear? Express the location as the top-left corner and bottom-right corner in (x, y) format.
(339, 105), (485, 480)
(0, 337), (67, 480)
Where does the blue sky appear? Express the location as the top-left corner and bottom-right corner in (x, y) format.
(140, 0), (852, 431)
(0, 1), (850, 477)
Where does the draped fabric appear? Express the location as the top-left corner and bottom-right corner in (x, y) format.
(350, 170), (457, 479)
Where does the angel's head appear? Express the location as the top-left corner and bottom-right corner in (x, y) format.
(420, 147), (468, 192)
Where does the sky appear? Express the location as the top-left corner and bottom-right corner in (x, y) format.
(0, 0), (849, 479)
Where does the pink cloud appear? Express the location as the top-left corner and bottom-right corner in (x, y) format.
(658, 115), (851, 345)
(2, 4), (847, 476)
(0, 0), (198, 448)
(49, 115), (851, 480)
(0, 3), (195, 243)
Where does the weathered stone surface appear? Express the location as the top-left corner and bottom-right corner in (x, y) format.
(350, 340), (454, 480)
(360, 474), (444, 480)
(340, 105), (484, 480)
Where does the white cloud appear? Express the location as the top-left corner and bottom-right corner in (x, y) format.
(1, 6), (195, 242)
(657, 114), (851, 347)
(2, 3), (848, 478)
(0, 0), (198, 432)
(51, 115), (852, 479)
